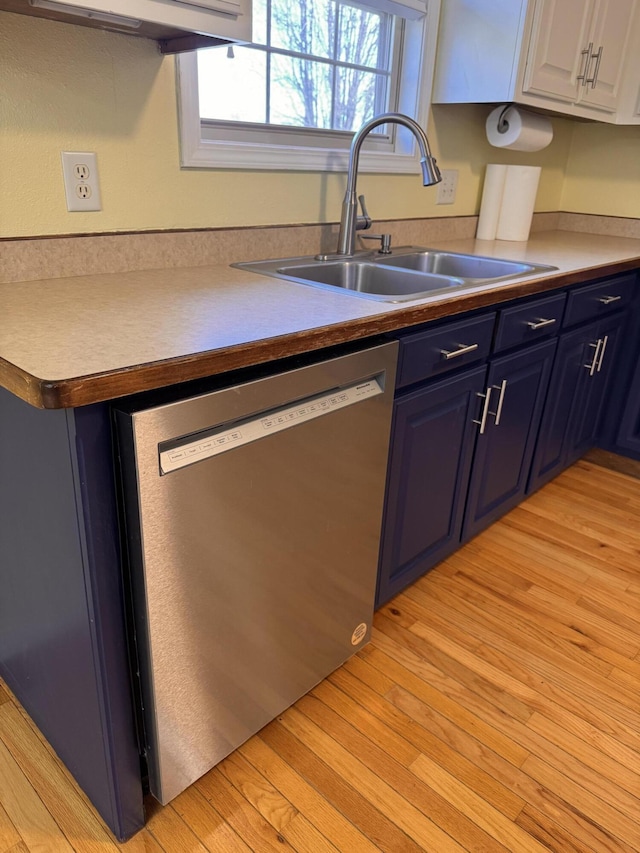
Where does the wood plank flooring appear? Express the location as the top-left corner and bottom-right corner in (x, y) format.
(0, 458), (638, 852)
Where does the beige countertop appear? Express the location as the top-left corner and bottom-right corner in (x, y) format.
(2, 230), (640, 409)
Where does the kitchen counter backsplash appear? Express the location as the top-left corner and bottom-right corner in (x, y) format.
(3, 212), (640, 285)
(1, 214), (558, 285)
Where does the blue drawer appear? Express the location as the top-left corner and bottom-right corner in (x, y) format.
(564, 274), (636, 327)
(397, 313), (496, 388)
(494, 292), (566, 353)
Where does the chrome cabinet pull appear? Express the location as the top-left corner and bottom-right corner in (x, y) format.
(596, 334), (609, 372)
(585, 339), (602, 376)
(577, 42), (593, 84)
(489, 379), (508, 426)
(440, 342), (479, 360)
(473, 387), (493, 434)
(598, 295), (622, 305)
(586, 45), (603, 88)
(526, 317), (556, 330)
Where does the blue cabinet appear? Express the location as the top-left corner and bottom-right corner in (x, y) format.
(0, 392), (144, 840)
(377, 365), (487, 606)
(377, 272), (634, 607)
(596, 277), (640, 461)
(529, 300), (629, 492)
(377, 335), (557, 606)
(377, 296), (562, 605)
(463, 339), (557, 540)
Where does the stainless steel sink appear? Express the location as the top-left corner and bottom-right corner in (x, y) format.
(274, 261), (465, 301)
(234, 247), (558, 303)
(375, 250), (555, 281)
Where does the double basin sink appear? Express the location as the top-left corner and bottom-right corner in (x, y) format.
(235, 247), (558, 303)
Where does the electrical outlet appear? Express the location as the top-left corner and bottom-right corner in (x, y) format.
(61, 151), (102, 212)
(436, 169), (458, 205)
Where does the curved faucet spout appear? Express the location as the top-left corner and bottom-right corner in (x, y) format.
(336, 112), (441, 257)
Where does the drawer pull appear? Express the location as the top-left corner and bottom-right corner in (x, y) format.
(598, 295), (622, 305)
(585, 339), (602, 376)
(596, 335), (609, 372)
(490, 379), (508, 426)
(473, 387), (493, 434)
(440, 342), (479, 360)
(526, 317), (556, 330)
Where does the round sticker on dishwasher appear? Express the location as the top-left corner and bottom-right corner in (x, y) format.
(351, 622), (368, 645)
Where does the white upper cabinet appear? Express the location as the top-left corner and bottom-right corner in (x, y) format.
(0, 0), (252, 53)
(524, 0), (635, 113)
(432, 0), (639, 123)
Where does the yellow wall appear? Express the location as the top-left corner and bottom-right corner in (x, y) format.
(1, 11), (574, 238)
(561, 123), (640, 217)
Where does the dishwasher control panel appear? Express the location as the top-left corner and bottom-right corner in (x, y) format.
(159, 377), (383, 474)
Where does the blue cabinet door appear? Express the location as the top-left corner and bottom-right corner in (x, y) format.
(527, 322), (597, 493)
(566, 311), (626, 464)
(377, 365), (487, 607)
(462, 339), (557, 542)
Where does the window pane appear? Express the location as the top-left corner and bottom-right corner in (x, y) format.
(333, 67), (388, 130)
(270, 55), (333, 128)
(338, 2), (390, 69)
(196, 0), (398, 132)
(251, 0), (268, 45)
(270, 0), (335, 60)
(198, 47), (267, 123)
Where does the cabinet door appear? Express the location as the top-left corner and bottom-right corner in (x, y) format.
(579, 0), (637, 112)
(523, 0), (592, 102)
(566, 311), (627, 463)
(376, 366), (487, 607)
(527, 321), (597, 493)
(615, 358), (640, 457)
(462, 339), (556, 542)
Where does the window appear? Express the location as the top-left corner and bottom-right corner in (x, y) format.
(177, 0), (440, 173)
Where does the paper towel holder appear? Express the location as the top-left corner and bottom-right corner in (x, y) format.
(496, 104), (513, 134)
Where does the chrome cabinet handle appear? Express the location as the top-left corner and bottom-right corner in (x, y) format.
(586, 45), (603, 88)
(526, 317), (556, 330)
(577, 42), (593, 84)
(585, 339), (602, 376)
(440, 342), (479, 360)
(596, 334), (609, 372)
(598, 295), (622, 305)
(473, 387), (493, 434)
(489, 379), (508, 426)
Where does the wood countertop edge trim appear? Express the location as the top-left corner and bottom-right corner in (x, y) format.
(7, 260), (640, 409)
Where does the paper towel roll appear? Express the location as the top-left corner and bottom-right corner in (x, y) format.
(495, 165), (541, 241)
(486, 105), (553, 152)
(476, 164), (508, 241)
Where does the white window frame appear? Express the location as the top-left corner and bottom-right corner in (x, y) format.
(176, 0), (441, 174)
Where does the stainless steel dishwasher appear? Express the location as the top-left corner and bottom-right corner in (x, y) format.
(114, 341), (397, 805)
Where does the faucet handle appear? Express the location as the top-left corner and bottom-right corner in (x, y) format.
(356, 194), (372, 231)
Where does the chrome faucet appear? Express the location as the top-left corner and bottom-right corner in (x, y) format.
(335, 112), (441, 257)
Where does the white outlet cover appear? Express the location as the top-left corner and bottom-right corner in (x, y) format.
(61, 151), (102, 212)
(436, 169), (459, 205)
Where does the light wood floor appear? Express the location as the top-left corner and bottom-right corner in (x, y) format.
(1, 458), (639, 852)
